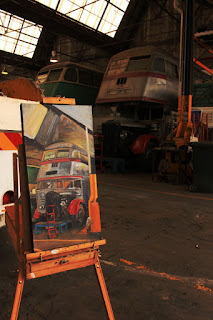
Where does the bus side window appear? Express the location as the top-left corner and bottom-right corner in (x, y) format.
(57, 181), (63, 188)
(152, 58), (165, 73)
(64, 68), (77, 82)
(47, 68), (63, 82)
(64, 181), (70, 188)
(78, 69), (92, 85)
(74, 180), (81, 188)
(66, 181), (74, 188)
(72, 150), (80, 158)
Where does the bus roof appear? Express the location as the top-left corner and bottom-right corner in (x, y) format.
(38, 61), (103, 75)
(45, 142), (87, 155)
(111, 46), (178, 64)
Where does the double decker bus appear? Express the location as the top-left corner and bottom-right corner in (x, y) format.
(94, 46), (179, 158)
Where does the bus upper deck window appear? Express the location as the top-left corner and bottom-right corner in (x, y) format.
(44, 150), (56, 160)
(64, 68), (77, 82)
(57, 149), (70, 158)
(152, 58), (165, 73)
(47, 68), (63, 82)
(72, 150), (80, 158)
(126, 55), (151, 72)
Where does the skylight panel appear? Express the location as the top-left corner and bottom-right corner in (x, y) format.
(79, 0), (106, 30)
(15, 43), (36, 58)
(0, 36), (15, 53)
(0, 9), (42, 58)
(110, 0), (129, 12)
(58, 1), (82, 20)
(98, 3), (123, 37)
(35, 0), (130, 38)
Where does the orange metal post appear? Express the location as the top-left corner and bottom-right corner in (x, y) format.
(10, 265), (25, 320)
(175, 95), (184, 138)
(89, 174), (101, 233)
(187, 94), (193, 126)
(183, 95), (193, 140)
(95, 257), (115, 320)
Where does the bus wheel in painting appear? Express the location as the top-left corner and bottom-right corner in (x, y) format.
(75, 204), (86, 227)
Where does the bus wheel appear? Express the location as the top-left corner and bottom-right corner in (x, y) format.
(75, 204), (86, 227)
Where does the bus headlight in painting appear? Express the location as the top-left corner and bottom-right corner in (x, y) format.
(120, 130), (128, 140)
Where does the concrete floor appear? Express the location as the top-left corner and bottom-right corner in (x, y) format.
(1, 172), (213, 319)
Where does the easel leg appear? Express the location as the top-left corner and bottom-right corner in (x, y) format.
(11, 266), (25, 320)
(95, 257), (115, 320)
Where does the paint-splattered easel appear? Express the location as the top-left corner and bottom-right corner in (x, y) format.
(5, 146), (115, 320)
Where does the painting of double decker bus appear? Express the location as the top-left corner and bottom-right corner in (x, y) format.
(21, 102), (98, 251)
(36, 143), (90, 228)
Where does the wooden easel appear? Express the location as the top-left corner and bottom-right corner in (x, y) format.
(5, 148), (115, 320)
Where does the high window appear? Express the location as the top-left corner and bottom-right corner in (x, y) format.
(0, 9), (42, 58)
(35, 0), (130, 38)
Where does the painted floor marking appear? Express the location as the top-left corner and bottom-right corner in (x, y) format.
(34, 239), (89, 242)
(101, 258), (213, 294)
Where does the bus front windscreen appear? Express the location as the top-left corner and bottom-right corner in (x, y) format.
(47, 69), (63, 82)
(57, 149), (70, 158)
(107, 58), (129, 76)
(126, 55), (151, 72)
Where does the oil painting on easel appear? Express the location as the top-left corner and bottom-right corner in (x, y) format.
(21, 102), (101, 251)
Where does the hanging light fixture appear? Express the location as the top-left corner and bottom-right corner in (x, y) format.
(50, 50), (58, 63)
(1, 67), (8, 75)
